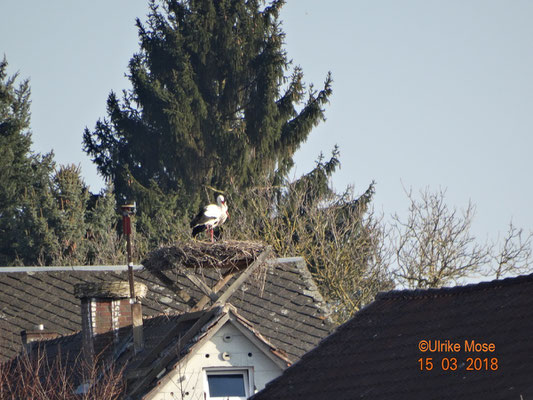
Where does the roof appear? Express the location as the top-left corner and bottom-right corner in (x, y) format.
(251, 272), (533, 400)
(127, 304), (292, 399)
(17, 304), (290, 399)
(0, 256), (333, 363)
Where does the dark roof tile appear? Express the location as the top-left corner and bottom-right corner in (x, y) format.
(0, 257), (333, 364)
(252, 272), (533, 400)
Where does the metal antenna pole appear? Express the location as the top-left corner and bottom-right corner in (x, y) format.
(121, 202), (143, 353)
(121, 203), (136, 299)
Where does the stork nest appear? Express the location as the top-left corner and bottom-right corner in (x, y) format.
(142, 240), (271, 272)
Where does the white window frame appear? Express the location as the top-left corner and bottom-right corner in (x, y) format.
(203, 367), (254, 400)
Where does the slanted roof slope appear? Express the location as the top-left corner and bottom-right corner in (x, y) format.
(0, 252), (333, 363)
(251, 273), (533, 400)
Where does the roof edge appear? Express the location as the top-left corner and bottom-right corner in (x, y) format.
(141, 304), (290, 399)
(376, 271), (533, 301)
(0, 265), (144, 273)
(282, 257), (333, 320)
(225, 304), (292, 368)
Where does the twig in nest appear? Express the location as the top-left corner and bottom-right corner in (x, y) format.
(143, 240), (272, 272)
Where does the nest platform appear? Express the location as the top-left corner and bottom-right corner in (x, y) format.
(143, 240), (271, 271)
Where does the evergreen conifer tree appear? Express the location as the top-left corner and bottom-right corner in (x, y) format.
(83, 0), (332, 230)
(0, 58), (56, 264)
(0, 58), (122, 265)
(49, 165), (90, 263)
(86, 183), (128, 265)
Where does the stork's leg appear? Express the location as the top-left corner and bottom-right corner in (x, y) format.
(205, 226), (214, 242)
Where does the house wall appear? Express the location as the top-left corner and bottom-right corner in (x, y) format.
(146, 321), (283, 400)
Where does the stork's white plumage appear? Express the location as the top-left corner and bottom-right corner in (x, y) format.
(190, 195), (229, 242)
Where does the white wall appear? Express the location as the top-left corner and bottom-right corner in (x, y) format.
(146, 321), (283, 400)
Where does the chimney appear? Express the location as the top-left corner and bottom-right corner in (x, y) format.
(20, 325), (60, 352)
(74, 281), (147, 363)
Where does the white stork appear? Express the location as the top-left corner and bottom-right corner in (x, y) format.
(190, 194), (229, 242)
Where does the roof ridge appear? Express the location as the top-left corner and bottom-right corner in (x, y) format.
(376, 271), (533, 300)
(0, 265), (143, 273)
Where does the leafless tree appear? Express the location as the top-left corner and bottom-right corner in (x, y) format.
(391, 187), (533, 289)
(0, 347), (124, 400)
(491, 222), (533, 279)
(391, 188), (490, 288)
(229, 180), (393, 323)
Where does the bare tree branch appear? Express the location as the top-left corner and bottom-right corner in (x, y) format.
(391, 188), (490, 289)
(391, 187), (533, 289)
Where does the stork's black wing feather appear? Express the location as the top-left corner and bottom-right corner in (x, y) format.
(192, 224), (207, 237)
(190, 209), (203, 228)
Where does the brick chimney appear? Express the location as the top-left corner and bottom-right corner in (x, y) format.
(74, 281), (147, 363)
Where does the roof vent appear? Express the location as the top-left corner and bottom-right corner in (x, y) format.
(223, 334), (232, 343)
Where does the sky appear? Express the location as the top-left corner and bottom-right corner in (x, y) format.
(2, 0), (533, 245)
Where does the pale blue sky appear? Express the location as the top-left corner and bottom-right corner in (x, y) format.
(2, 1), (533, 242)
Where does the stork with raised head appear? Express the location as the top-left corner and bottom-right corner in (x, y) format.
(190, 194), (229, 242)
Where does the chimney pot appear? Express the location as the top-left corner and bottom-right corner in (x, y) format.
(74, 281), (147, 300)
